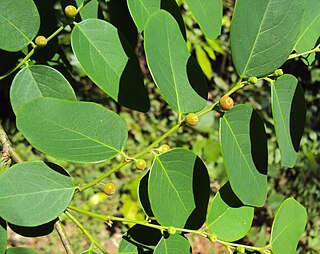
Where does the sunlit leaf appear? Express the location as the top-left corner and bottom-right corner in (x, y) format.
(0, 161), (74, 227)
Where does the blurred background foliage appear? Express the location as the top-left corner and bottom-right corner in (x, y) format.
(0, 0), (319, 253)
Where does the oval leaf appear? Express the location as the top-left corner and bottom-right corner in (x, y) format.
(271, 74), (306, 167)
(294, 0), (320, 65)
(219, 105), (268, 207)
(0, 218), (6, 254)
(144, 10), (207, 113)
(71, 19), (149, 112)
(16, 98), (128, 163)
(6, 247), (38, 254)
(148, 148), (210, 228)
(230, 0), (305, 77)
(138, 171), (154, 217)
(127, 0), (160, 32)
(270, 198), (307, 254)
(186, 0), (222, 39)
(0, 161), (74, 227)
(0, 0), (40, 52)
(154, 235), (191, 254)
(206, 182), (254, 242)
(10, 65), (76, 114)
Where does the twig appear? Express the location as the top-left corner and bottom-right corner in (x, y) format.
(0, 123), (23, 163)
(55, 221), (75, 254)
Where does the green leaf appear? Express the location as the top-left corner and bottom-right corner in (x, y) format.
(206, 182), (254, 242)
(186, 0), (222, 39)
(148, 148), (210, 228)
(271, 74), (306, 167)
(195, 46), (212, 79)
(230, 0), (305, 77)
(71, 19), (149, 112)
(270, 198), (307, 254)
(0, 218), (6, 254)
(294, 0), (320, 64)
(6, 247), (38, 254)
(16, 97), (128, 163)
(144, 10), (207, 113)
(219, 105), (268, 207)
(76, 0), (99, 20)
(154, 235), (191, 254)
(0, 161), (74, 227)
(117, 224), (161, 254)
(127, 0), (160, 32)
(10, 65), (76, 114)
(0, 0), (40, 52)
(138, 172), (154, 218)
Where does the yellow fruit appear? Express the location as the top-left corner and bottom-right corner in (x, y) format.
(65, 5), (77, 18)
(135, 159), (147, 170)
(35, 36), (47, 47)
(167, 226), (176, 235)
(159, 144), (171, 153)
(219, 96), (234, 110)
(208, 233), (217, 242)
(186, 113), (198, 126)
(103, 183), (116, 196)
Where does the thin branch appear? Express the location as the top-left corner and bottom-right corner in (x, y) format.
(0, 123), (23, 163)
(65, 210), (108, 254)
(55, 221), (75, 254)
(288, 43), (320, 60)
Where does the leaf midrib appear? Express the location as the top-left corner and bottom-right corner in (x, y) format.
(223, 116), (263, 196)
(0, 12), (31, 43)
(241, 0), (272, 76)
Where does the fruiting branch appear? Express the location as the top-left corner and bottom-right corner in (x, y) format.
(288, 43), (320, 60)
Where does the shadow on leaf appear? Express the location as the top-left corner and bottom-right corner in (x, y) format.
(250, 109), (268, 175)
(185, 157), (210, 230)
(187, 56), (208, 102)
(9, 218), (57, 237)
(290, 83), (306, 152)
(138, 172), (154, 218)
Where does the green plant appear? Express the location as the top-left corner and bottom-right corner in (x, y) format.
(0, 0), (319, 253)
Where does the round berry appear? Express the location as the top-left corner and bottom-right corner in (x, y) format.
(186, 113), (198, 126)
(167, 226), (176, 235)
(237, 246), (245, 253)
(103, 183), (116, 196)
(248, 76), (258, 84)
(65, 5), (77, 18)
(159, 144), (171, 153)
(35, 36), (47, 47)
(219, 96), (234, 111)
(274, 69), (284, 76)
(208, 233), (217, 243)
(135, 159), (147, 170)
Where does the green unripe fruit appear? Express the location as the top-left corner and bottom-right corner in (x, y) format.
(237, 246), (246, 253)
(65, 5), (77, 18)
(219, 96), (234, 111)
(186, 113), (198, 126)
(167, 226), (176, 235)
(159, 144), (171, 153)
(103, 183), (116, 196)
(35, 36), (47, 47)
(135, 159), (147, 170)
(248, 76), (258, 84)
(208, 233), (217, 242)
(274, 69), (284, 76)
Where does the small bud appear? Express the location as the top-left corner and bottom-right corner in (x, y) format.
(274, 69), (284, 77)
(237, 246), (245, 253)
(103, 183), (116, 196)
(208, 233), (217, 242)
(248, 76), (258, 84)
(167, 226), (176, 235)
